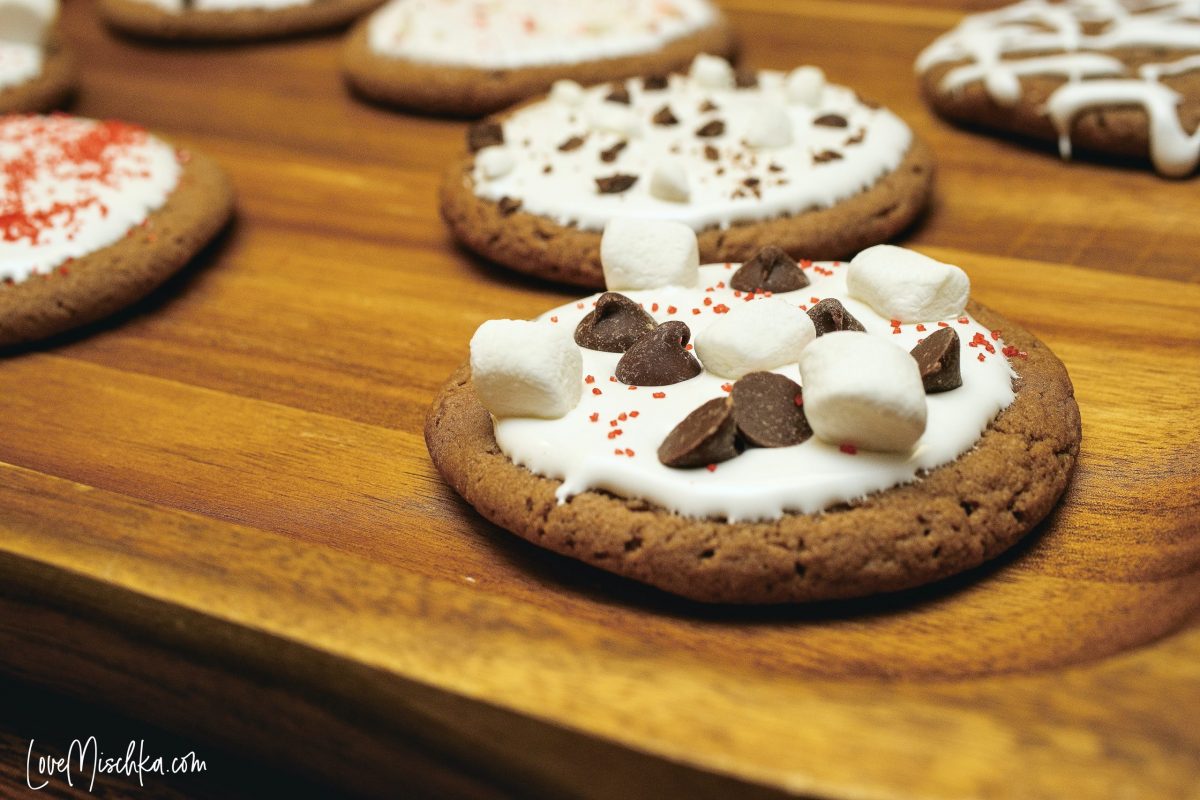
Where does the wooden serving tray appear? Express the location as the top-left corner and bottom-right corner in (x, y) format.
(1, 2), (1198, 798)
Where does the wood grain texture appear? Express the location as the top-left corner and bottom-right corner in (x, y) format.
(1, 1), (1198, 798)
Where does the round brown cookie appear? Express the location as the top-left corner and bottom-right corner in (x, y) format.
(0, 144), (234, 347)
(98, 0), (383, 42)
(342, 15), (737, 117)
(0, 39), (77, 114)
(439, 138), (934, 289)
(425, 301), (1080, 605)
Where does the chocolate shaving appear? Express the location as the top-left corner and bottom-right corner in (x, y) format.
(696, 120), (726, 138)
(813, 150), (844, 163)
(910, 327), (962, 393)
(845, 129), (866, 146)
(768, 162), (784, 172)
(595, 173), (638, 194)
(643, 74), (669, 91)
(731, 372), (812, 448)
(814, 113), (849, 128)
(703, 145), (720, 161)
(605, 84), (632, 104)
(497, 197), (522, 216)
(615, 321), (701, 386)
(699, 99), (719, 113)
(599, 140), (628, 163)
(467, 122), (504, 152)
(658, 397), (740, 468)
(652, 105), (679, 126)
(807, 298), (866, 336)
(730, 246), (810, 293)
(735, 69), (759, 89)
(557, 135), (586, 152)
(573, 292), (657, 353)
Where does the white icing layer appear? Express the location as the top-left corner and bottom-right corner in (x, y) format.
(132, 0), (313, 12)
(471, 70), (913, 232)
(491, 261), (1018, 522)
(0, 0), (55, 89)
(0, 41), (40, 90)
(916, 0), (1200, 176)
(366, 0), (718, 69)
(0, 115), (182, 284)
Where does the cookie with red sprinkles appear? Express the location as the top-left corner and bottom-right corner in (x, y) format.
(0, 114), (234, 346)
(97, 0), (383, 43)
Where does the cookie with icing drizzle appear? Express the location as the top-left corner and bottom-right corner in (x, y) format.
(917, 0), (1200, 177)
(0, 0), (76, 114)
(98, 0), (383, 42)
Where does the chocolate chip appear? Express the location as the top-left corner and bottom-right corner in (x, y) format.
(699, 99), (719, 113)
(813, 150), (843, 163)
(703, 145), (720, 161)
(696, 120), (725, 138)
(643, 74), (669, 91)
(599, 140), (628, 163)
(814, 114), (848, 128)
(497, 197), (522, 216)
(652, 105), (679, 126)
(768, 162), (784, 172)
(731, 372), (812, 448)
(845, 129), (866, 146)
(605, 84), (631, 104)
(807, 298), (866, 336)
(467, 122), (504, 152)
(735, 69), (759, 89)
(730, 245), (810, 293)
(557, 135), (586, 152)
(615, 321), (701, 386)
(573, 292), (657, 353)
(910, 327), (962, 393)
(595, 173), (638, 194)
(658, 397), (740, 468)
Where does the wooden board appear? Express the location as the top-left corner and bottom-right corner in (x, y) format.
(1, 1), (1199, 798)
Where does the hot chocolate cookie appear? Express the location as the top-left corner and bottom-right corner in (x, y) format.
(98, 0), (382, 42)
(0, 0), (76, 113)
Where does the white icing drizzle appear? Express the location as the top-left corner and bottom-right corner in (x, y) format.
(491, 262), (1018, 523)
(916, 0), (1200, 176)
(366, 0), (718, 69)
(472, 73), (913, 232)
(131, 0), (314, 12)
(0, 41), (40, 91)
(0, 115), (182, 284)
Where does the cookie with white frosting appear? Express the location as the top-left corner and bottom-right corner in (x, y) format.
(439, 55), (935, 288)
(98, 0), (382, 42)
(918, 0), (1200, 177)
(426, 225), (1080, 604)
(342, 0), (736, 117)
(0, 115), (234, 346)
(0, 0), (76, 113)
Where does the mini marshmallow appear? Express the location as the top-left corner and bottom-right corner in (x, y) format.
(476, 147), (514, 179)
(786, 66), (826, 107)
(744, 103), (794, 149)
(600, 218), (699, 291)
(470, 320), (582, 419)
(846, 245), (970, 323)
(0, 0), (56, 44)
(549, 79), (585, 106)
(649, 160), (690, 203)
(587, 103), (641, 138)
(798, 332), (927, 453)
(689, 53), (736, 90)
(695, 298), (816, 379)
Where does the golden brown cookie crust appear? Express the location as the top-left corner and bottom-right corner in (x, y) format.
(425, 302), (1081, 604)
(439, 137), (935, 289)
(98, 0), (383, 42)
(0, 144), (234, 347)
(0, 40), (77, 114)
(342, 14), (738, 117)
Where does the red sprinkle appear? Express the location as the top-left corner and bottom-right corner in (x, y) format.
(794, 394), (803, 406)
(889, 319), (901, 327)
(977, 353), (986, 362)
(703, 297), (713, 306)
(592, 388), (602, 395)
(652, 392), (666, 399)
(839, 444), (858, 455)
(692, 308), (701, 315)
(550, 316), (558, 323)
(937, 321), (949, 328)
(624, 448), (635, 457)
(667, 305), (677, 314)
(915, 324), (926, 332)
(585, 375), (595, 384)
(957, 316), (970, 325)
(630, 411), (640, 418)
(589, 413), (599, 422)
(618, 412), (627, 421)
(720, 383), (732, 392)
(706, 464), (718, 472)
(651, 302), (659, 312)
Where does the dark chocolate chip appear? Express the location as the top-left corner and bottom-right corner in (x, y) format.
(699, 99), (719, 113)
(703, 145), (720, 161)
(730, 245), (810, 293)
(768, 162), (784, 172)
(658, 397), (740, 468)
(696, 120), (726, 138)
(615, 321), (702, 386)
(467, 122), (504, 152)
(643, 74), (670, 91)
(735, 69), (759, 89)
(652, 105), (679, 126)
(845, 129), (866, 146)
(731, 372), (812, 448)
(599, 140), (628, 163)
(605, 84), (631, 104)
(813, 150), (844, 163)
(910, 327), (962, 393)
(813, 114), (849, 128)
(595, 173), (638, 194)
(573, 292), (657, 353)
(807, 298), (866, 336)
(557, 135), (586, 152)
(497, 197), (522, 216)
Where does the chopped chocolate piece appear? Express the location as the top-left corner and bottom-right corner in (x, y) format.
(652, 105), (679, 126)
(595, 173), (638, 194)
(813, 150), (844, 163)
(573, 292), (657, 353)
(813, 113), (849, 128)
(557, 135), (586, 152)
(542, 164), (553, 174)
(696, 120), (726, 138)
(845, 129), (866, 146)
(807, 298), (866, 336)
(910, 327), (963, 393)
(615, 321), (702, 386)
(735, 69), (759, 89)
(699, 99), (719, 113)
(703, 145), (720, 161)
(643, 74), (670, 91)
(497, 197), (522, 216)
(768, 162), (784, 172)
(731, 372), (812, 448)
(730, 245), (810, 293)
(658, 397), (740, 468)
(467, 122), (504, 152)
(599, 140), (628, 163)
(605, 83), (632, 104)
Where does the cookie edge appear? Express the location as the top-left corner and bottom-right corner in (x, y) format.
(98, 0), (384, 41)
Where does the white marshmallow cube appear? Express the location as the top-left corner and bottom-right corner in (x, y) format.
(786, 66), (826, 107)
(690, 53), (736, 90)
(847, 245), (970, 323)
(587, 103), (641, 138)
(799, 332), (927, 453)
(0, 0), (56, 44)
(549, 79), (585, 106)
(745, 103), (794, 149)
(695, 298), (816, 379)
(476, 147), (514, 179)
(600, 218), (699, 290)
(649, 160), (690, 203)
(470, 320), (582, 419)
